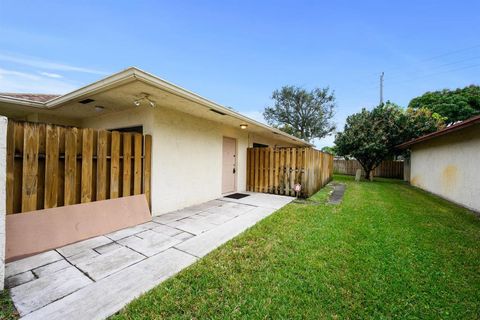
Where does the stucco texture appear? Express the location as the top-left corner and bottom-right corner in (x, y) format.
(82, 106), (297, 215)
(410, 124), (480, 212)
(0, 116), (6, 288)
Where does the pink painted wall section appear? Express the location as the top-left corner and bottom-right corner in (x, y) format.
(5, 195), (151, 262)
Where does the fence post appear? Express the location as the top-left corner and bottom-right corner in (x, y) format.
(0, 116), (7, 289)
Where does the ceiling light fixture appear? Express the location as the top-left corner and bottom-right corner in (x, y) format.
(94, 105), (105, 112)
(240, 124), (248, 129)
(133, 93), (156, 108)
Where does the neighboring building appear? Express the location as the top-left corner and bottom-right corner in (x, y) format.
(398, 115), (480, 212)
(0, 67), (311, 215)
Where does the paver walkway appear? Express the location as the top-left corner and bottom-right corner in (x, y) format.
(328, 183), (346, 204)
(5, 192), (293, 320)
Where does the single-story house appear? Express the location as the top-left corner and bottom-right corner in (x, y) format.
(0, 67), (312, 216)
(0, 67), (332, 288)
(398, 115), (480, 213)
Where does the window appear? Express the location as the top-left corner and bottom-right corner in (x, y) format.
(253, 142), (268, 148)
(110, 126), (143, 134)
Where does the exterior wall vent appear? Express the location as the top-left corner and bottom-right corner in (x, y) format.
(79, 98), (95, 104)
(210, 108), (226, 115)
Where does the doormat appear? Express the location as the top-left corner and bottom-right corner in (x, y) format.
(224, 193), (250, 199)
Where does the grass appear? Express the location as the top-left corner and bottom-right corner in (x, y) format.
(111, 175), (480, 319)
(0, 290), (18, 320)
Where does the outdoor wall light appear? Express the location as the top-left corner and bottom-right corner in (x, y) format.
(240, 124), (248, 129)
(133, 93), (157, 108)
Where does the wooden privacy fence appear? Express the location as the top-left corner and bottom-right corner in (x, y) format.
(6, 120), (152, 214)
(333, 159), (403, 179)
(247, 147), (333, 198)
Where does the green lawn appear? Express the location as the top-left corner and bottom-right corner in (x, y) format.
(112, 175), (480, 319)
(0, 289), (17, 320)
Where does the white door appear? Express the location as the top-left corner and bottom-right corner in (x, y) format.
(222, 137), (236, 193)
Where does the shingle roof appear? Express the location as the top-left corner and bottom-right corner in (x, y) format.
(0, 93), (60, 103)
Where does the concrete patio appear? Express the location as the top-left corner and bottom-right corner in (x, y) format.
(4, 192), (293, 320)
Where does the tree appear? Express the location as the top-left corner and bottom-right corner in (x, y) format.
(408, 85), (480, 124)
(321, 146), (337, 155)
(263, 86), (336, 142)
(334, 103), (444, 180)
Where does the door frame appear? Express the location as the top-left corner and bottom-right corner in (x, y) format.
(222, 136), (237, 194)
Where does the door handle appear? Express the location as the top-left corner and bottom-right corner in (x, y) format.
(233, 168), (236, 174)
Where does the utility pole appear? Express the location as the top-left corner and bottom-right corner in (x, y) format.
(380, 72), (384, 105)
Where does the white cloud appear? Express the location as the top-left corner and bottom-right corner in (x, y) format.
(0, 53), (107, 75)
(0, 68), (41, 81)
(39, 71), (63, 79)
(0, 68), (77, 94)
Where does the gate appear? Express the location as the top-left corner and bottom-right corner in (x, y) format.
(246, 147), (333, 198)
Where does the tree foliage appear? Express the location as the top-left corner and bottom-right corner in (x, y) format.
(263, 86), (336, 142)
(334, 103), (444, 179)
(408, 85), (480, 124)
(321, 146), (337, 155)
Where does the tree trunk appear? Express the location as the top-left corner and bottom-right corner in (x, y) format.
(364, 166), (374, 181)
(365, 169), (371, 180)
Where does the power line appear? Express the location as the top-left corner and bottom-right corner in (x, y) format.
(387, 63), (480, 86)
(377, 43), (480, 78)
(386, 54), (480, 81)
(421, 44), (480, 62)
(364, 58), (480, 92)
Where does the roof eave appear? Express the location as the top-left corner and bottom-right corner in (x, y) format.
(0, 95), (45, 108)
(131, 68), (313, 147)
(4, 66), (311, 147)
(45, 67), (138, 108)
(397, 116), (480, 149)
(44, 66), (312, 147)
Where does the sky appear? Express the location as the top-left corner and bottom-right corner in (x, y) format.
(1, 1), (479, 147)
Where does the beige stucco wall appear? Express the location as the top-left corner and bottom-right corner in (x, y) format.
(410, 124), (480, 212)
(0, 116), (7, 289)
(82, 106), (297, 215)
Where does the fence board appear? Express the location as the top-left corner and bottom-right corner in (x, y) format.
(290, 148), (296, 196)
(143, 135), (152, 208)
(279, 148), (285, 194)
(273, 149), (280, 194)
(96, 130), (108, 200)
(22, 123), (39, 212)
(81, 129), (93, 203)
(122, 133), (132, 197)
(133, 133), (142, 195)
(259, 148), (264, 193)
(64, 127), (77, 205)
(254, 148), (259, 192)
(44, 125), (60, 208)
(333, 159), (403, 179)
(268, 149), (274, 193)
(110, 131), (120, 199)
